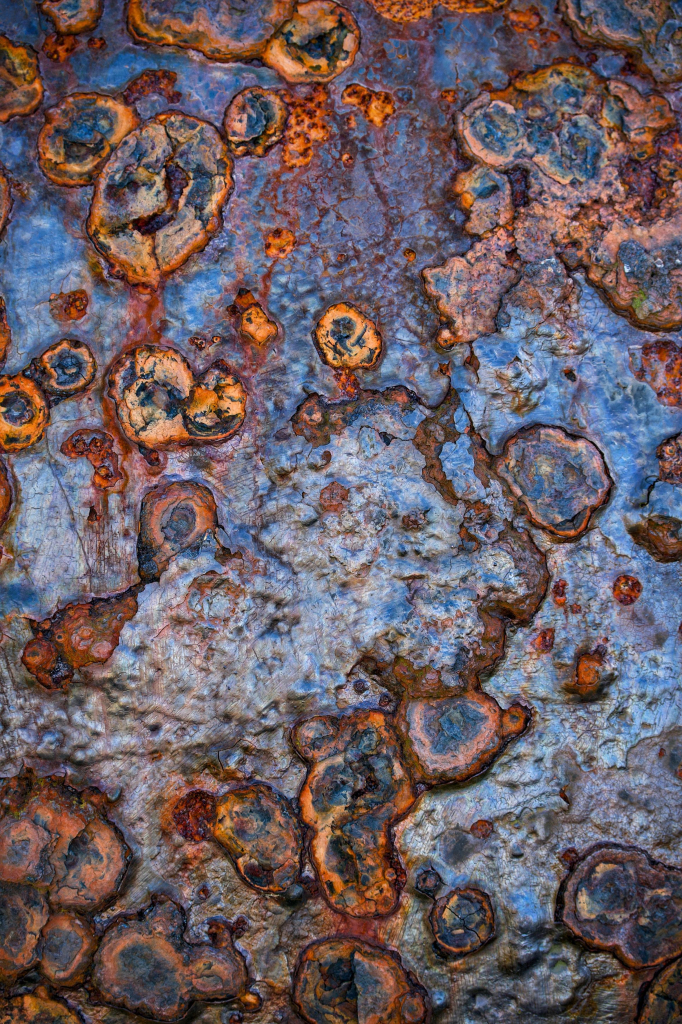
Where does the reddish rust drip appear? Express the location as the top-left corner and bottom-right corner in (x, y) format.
(48, 290), (88, 323)
(0, 459), (11, 532)
(21, 586), (141, 689)
(558, 843), (682, 969)
(613, 575), (642, 605)
(42, 34), (79, 62)
(0, 297), (10, 367)
(61, 429), (122, 489)
(121, 68), (182, 105)
(172, 790), (218, 841)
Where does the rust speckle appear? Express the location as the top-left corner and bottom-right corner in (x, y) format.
(532, 627), (555, 652)
(265, 226), (296, 258)
(61, 428), (122, 489)
(657, 432), (682, 481)
(172, 789), (218, 841)
(281, 85), (331, 168)
(430, 887), (495, 959)
(42, 34), (79, 62)
(121, 68), (181, 105)
(612, 574), (642, 605)
(553, 579), (568, 605)
(342, 83), (395, 127)
(470, 819), (494, 839)
(48, 289), (89, 323)
(634, 339), (682, 407)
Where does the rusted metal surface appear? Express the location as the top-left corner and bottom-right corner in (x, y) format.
(2, 0), (682, 1020)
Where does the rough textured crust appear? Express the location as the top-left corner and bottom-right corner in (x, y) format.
(313, 301), (383, 369)
(0, 374), (49, 453)
(38, 93), (139, 187)
(127, 0), (294, 61)
(39, 0), (103, 35)
(87, 113), (233, 288)
(224, 87), (288, 157)
(0, 36), (43, 123)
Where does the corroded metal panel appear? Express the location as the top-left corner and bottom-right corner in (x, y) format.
(1, 0), (682, 1021)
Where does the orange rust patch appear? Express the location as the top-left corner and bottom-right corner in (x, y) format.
(629, 515), (682, 563)
(612, 574), (642, 605)
(229, 290), (278, 345)
(39, 912), (97, 985)
(634, 338), (682, 407)
(264, 2), (360, 83)
(342, 83), (395, 127)
(470, 819), (493, 839)
(568, 644), (608, 698)
(121, 68), (181, 105)
(48, 290), (88, 323)
(224, 87), (287, 157)
(532, 627), (555, 652)
(282, 85), (331, 168)
(314, 302), (383, 370)
(22, 587), (140, 689)
(61, 429), (122, 489)
(40, 0), (102, 34)
(319, 480), (350, 512)
(172, 789), (218, 841)
(0, 374), (49, 453)
(42, 34), (79, 62)
(265, 226), (296, 257)
(506, 5), (542, 30)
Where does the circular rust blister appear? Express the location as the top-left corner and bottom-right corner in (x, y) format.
(224, 87), (288, 157)
(430, 887), (495, 959)
(39, 911), (97, 985)
(314, 302), (383, 370)
(28, 338), (96, 399)
(495, 425), (612, 539)
(88, 113), (233, 289)
(293, 937), (429, 1024)
(264, 1), (360, 83)
(0, 36), (43, 124)
(0, 374), (49, 453)
(0, 881), (49, 984)
(558, 843), (682, 969)
(38, 93), (139, 187)
(137, 479), (219, 582)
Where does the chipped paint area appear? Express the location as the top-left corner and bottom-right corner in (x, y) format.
(1, 0), (682, 1022)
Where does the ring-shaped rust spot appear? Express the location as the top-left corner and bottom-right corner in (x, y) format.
(38, 93), (139, 187)
(264, 2), (360, 83)
(127, 0), (295, 61)
(91, 896), (252, 1022)
(495, 425), (611, 539)
(224, 88), (288, 157)
(29, 338), (96, 399)
(613, 574), (642, 604)
(0, 37), (43, 123)
(213, 783), (303, 894)
(293, 710), (415, 917)
(138, 479), (218, 582)
(430, 887), (495, 958)
(0, 374), (49, 453)
(0, 994), (82, 1023)
(39, 911), (97, 985)
(559, 843), (682, 969)
(88, 113), (233, 289)
(293, 937), (428, 1024)
(314, 302), (382, 370)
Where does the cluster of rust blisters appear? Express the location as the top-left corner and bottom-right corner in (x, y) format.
(4, 0), (682, 1020)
